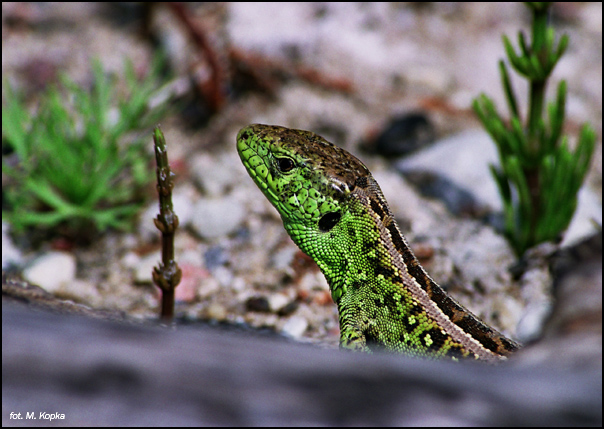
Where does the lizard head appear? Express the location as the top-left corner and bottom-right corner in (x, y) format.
(237, 124), (370, 234)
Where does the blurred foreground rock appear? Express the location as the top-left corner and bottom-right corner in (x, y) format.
(2, 233), (601, 426)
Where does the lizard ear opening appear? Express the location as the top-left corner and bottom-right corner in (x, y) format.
(318, 212), (341, 232)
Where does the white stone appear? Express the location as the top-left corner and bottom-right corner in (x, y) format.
(395, 129), (501, 211)
(190, 153), (243, 198)
(133, 251), (161, 284)
(190, 197), (245, 239)
(23, 251), (77, 293)
(281, 316), (309, 339)
(268, 293), (290, 313)
(205, 303), (227, 321)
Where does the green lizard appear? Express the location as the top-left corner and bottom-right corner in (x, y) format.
(237, 124), (519, 362)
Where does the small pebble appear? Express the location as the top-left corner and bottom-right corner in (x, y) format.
(190, 153), (240, 197)
(206, 303), (227, 321)
(190, 197), (246, 239)
(133, 252), (161, 284)
(371, 112), (435, 157)
(278, 301), (299, 317)
(175, 264), (209, 302)
(281, 316), (309, 339)
(268, 293), (290, 312)
(22, 251), (77, 293)
(246, 296), (271, 312)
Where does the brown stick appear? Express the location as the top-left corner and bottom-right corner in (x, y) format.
(152, 125), (182, 322)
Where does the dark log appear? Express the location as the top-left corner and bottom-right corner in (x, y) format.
(2, 234), (601, 426)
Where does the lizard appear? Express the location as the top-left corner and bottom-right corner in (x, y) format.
(237, 124), (520, 362)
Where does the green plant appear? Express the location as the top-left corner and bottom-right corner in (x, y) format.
(473, 2), (596, 257)
(2, 56), (169, 241)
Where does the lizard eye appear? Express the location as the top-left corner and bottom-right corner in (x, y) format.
(276, 157), (295, 173)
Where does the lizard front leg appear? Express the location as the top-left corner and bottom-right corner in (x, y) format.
(339, 324), (369, 352)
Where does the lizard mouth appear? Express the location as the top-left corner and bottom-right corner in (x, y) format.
(236, 133), (280, 204)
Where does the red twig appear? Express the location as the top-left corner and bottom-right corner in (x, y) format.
(166, 2), (227, 112)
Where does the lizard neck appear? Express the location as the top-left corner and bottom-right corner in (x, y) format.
(286, 175), (518, 360)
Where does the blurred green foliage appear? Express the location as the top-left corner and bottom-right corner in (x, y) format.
(2, 56), (170, 242)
